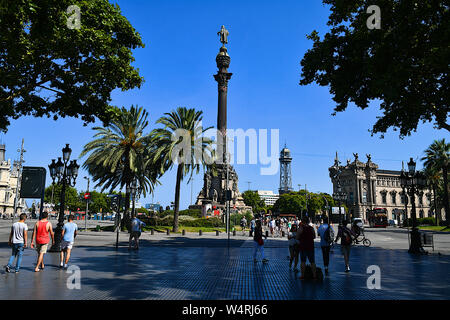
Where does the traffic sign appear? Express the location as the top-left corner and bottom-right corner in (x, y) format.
(84, 192), (91, 199)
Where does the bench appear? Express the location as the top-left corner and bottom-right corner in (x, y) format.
(420, 232), (434, 251)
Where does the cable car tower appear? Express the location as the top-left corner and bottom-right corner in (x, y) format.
(279, 145), (293, 195)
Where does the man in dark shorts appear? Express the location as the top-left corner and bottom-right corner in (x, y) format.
(296, 216), (317, 280)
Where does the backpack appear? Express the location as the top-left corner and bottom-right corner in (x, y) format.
(324, 226), (332, 245)
(342, 227), (352, 245)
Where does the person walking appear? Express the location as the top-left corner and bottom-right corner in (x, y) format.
(5, 213), (28, 273)
(30, 212), (54, 272)
(253, 220), (268, 263)
(250, 218), (256, 237)
(129, 216), (146, 250)
(296, 216), (317, 280)
(60, 214), (78, 269)
(240, 216), (247, 232)
(288, 223), (299, 272)
(335, 220), (356, 272)
(317, 216), (334, 275)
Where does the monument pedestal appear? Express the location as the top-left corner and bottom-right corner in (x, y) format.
(190, 164), (251, 215)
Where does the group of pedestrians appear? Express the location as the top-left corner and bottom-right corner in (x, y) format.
(253, 214), (358, 278)
(289, 217), (356, 275)
(5, 212), (78, 273)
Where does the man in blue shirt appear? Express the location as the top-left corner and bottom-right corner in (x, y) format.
(129, 216), (146, 250)
(317, 216), (334, 275)
(60, 214), (78, 269)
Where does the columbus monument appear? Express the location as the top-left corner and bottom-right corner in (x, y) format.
(190, 26), (250, 216)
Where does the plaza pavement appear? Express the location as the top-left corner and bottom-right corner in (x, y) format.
(0, 219), (449, 300)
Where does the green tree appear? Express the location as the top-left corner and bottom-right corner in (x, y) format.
(424, 166), (442, 225)
(0, 0), (145, 132)
(152, 107), (213, 232)
(78, 190), (110, 214)
(80, 105), (159, 229)
(421, 138), (450, 225)
(242, 190), (266, 213)
(300, 0), (449, 137)
(44, 184), (81, 212)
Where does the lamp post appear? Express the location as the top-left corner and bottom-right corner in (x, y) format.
(84, 176), (90, 231)
(127, 178), (139, 219)
(400, 158), (427, 254)
(48, 144), (79, 252)
(333, 183), (347, 225)
(107, 194), (123, 249)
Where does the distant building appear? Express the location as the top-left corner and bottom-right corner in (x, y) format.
(329, 152), (434, 223)
(145, 203), (161, 212)
(257, 190), (279, 206)
(0, 144), (26, 217)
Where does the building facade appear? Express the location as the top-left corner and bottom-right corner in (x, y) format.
(257, 190), (279, 206)
(329, 153), (434, 223)
(0, 144), (26, 217)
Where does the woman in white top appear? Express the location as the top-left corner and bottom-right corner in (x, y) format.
(288, 224), (299, 272)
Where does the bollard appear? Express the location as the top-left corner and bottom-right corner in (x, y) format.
(282, 231), (285, 237)
(151, 229), (154, 235)
(249, 231), (252, 237)
(166, 229), (170, 235)
(182, 229), (186, 236)
(233, 230), (236, 236)
(199, 230), (202, 236)
(216, 230), (219, 236)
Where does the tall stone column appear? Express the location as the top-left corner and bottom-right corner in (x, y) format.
(214, 28), (232, 163)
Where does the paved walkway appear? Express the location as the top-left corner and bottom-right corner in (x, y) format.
(1, 231), (449, 300)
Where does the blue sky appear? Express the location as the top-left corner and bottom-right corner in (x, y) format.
(1, 0), (448, 209)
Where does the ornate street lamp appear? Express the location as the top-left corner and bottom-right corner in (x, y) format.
(333, 183), (347, 225)
(400, 158), (427, 254)
(48, 144), (79, 252)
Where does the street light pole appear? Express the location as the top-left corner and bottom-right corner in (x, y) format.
(84, 176), (90, 231)
(13, 138), (25, 223)
(48, 144), (79, 252)
(400, 158), (427, 254)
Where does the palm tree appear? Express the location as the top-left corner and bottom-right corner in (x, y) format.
(424, 166), (442, 225)
(151, 107), (213, 232)
(80, 105), (159, 229)
(421, 139), (450, 226)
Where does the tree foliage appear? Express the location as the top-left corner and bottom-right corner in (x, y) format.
(0, 0), (144, 132)
(273, 191), (335, 216)
(151, 107), (213, 232)
(300, 0), (449, 137)
(44, 183), (79, 211)
(421, 138), (450, 224)
(242, 190), (266, 213)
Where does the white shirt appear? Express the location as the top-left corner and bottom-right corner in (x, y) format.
(11, 222), (28, 244)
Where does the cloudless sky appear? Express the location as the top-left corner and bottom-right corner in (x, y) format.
(2, 0), (448, 209)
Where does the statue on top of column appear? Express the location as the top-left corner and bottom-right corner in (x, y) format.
(218, 25), (229, 45)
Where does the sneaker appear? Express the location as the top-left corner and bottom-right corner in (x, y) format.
(59, 263), (63, 268)
(5, 266), (11, 273)
(64, 264), (68, 269)
(345, 266), (350, 272)
(15, 270), (19, 273)
(262, 258), (268, 263)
